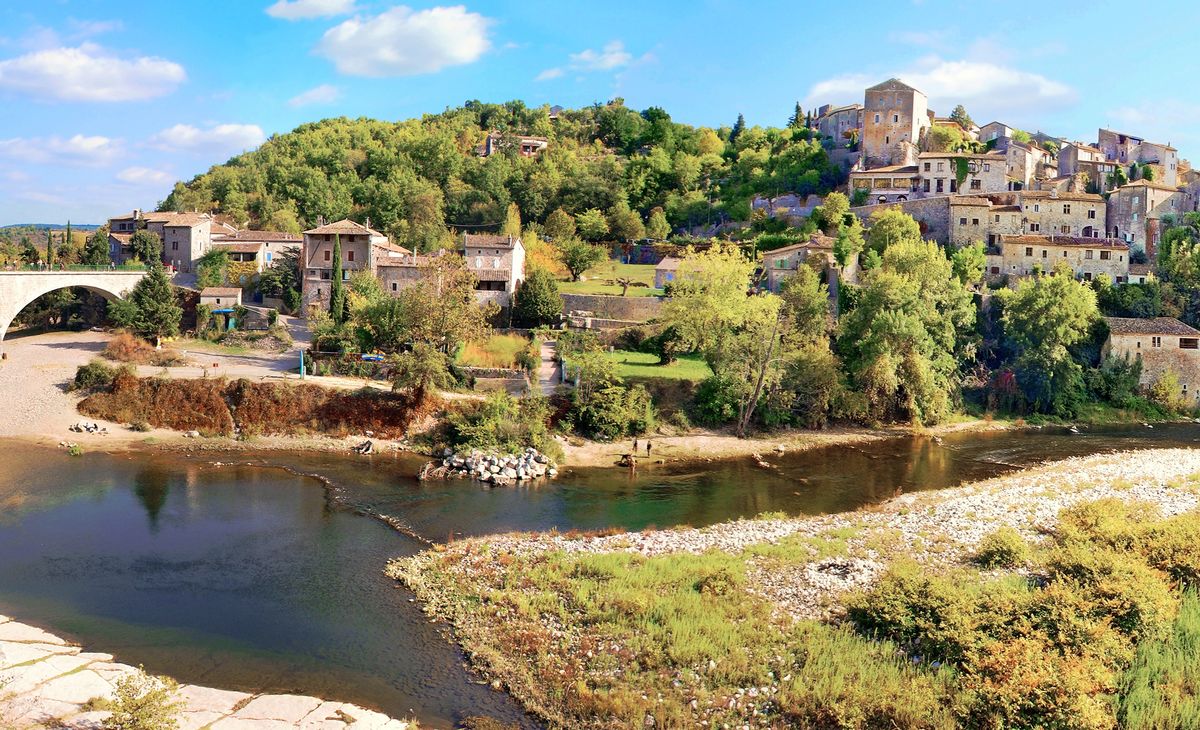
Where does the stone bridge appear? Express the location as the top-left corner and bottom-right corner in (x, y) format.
(0, 270), (147, 351)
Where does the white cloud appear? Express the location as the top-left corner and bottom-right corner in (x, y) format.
(535, 67), (563, 82)
(266, 0), (356, 20)
(316, 5), (492, 77)
(569, 40), (632, 71)
(0, 43), (185, 102)
(804, 58), (1075, 115)
(116, 167), (173, 185)
(288, 83), (340, 107)
(150, 123), (266, 156)
(0, 134), (120, 166)
(67, 19), (124, 38)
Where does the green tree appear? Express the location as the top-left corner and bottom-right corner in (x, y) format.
(952, 242), (987, 285)
(558, 237), (607, 281)
(815, 191), (850, 234)
(129, 230), (162, 264)
(329, 234), (347, 323)
(608, 199), (646, 242)
(256, 248), (301, 311)
(833, 216), (865, 267)
(108, 262), (182, 346)
(949, 104), (974, 130)
(544, 207), (576, 241)
(661, 243), (755, 358)
(512, 267), (562, 327)
(101, 666), (182, 730)
(390, 342), (454, 401)
(46, 229), (55, 267)
(779, 264), (829, 344)
(1142, 163), (1156, 182)
(575, 208), (610, 241)
(82, 226), (110, 266)
(729, 113), (746, 146)
(646, 206), (671, 240)
(1108, 165), (1130, 189)
(1000, 261), (1099, 415)
(398, 254), (495, 354)
(865, 207), (923, 254)
(787, 102), (804, 129)
(501, 201), (522, 237)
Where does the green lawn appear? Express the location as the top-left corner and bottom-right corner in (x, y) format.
(458, 333), (534, 369)
(559, 262), (663, 297)
(602, 349), (711, 381)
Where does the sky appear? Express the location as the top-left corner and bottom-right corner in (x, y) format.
(1, 0), (1197, 225)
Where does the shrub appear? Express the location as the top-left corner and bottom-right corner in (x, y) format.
(1119, 591), (1200, 729)
(446, 391), (557, 457)
(974, 527), (1031, 569)
(103, 331), (186, 366)
(1054, 498), (1156, 551)
(100, 666), (182, 730)
(1142, 514), (1200, 588)
(1044, 544), (1178, 643)
(571, 383), (656, 440)
(692, 375), (741, 426)
(69, 359), (122, 392)
(129, 421), (152, 432)
(67, 443), (84, 457)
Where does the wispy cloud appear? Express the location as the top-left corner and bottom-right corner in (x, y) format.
(0, 43), (185, 102)
(288, 83), (340, 107)
(316, 6), (492, 77)
(116, 166), (173, 185)
(536, 40), (638, 82)
(150, 123), (265, 156)
(0, 134), (120, 166)
(266, 0), (355, 20)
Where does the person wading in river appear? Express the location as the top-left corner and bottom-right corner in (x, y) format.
(646, 440), (652, 458)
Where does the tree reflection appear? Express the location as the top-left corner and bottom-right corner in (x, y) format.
(133, 466), (171, 531)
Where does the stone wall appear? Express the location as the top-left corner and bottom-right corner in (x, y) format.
(1105, 332), (1200, 397)
(561, 294), (663, 322)
(851, 196), (951, 244)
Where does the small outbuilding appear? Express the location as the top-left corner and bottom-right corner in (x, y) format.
(655, 257), (682, 289)
(199, 287), (242, 308)
(1103, 316), (1200, 399)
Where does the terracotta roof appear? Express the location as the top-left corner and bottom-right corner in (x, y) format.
(143, 212), (211, 227)
(763, 234), (836, 257)
(200, 287), (242, 297)
(917, 152), (1005, 160)
(994, 205), (1022, 212)
(303, 219), (383, 236)
(656, 256), (682, 270)
(1119, 180), (1182, 193)
(1067, 142), (1103, 155)
(855, 165), (918, 174)
(373, 241), (413, 256)
(463, 234), (521, 250)
(108, 232), (132, 244)
(1129, 263), (1153, 276)
(1001, 234), (1128, 249)
(109, 211), (139, 221)
(949, 197), (992, 207)
(376, 254), (440, 268)
(219, 229), (302, 243)
(1018, 191), (1105, 202)
(213, 242), (262, 254)
(818, 104), (862, 116)
(867, 78), (921, 93)
(1105, 317), (1200, 337)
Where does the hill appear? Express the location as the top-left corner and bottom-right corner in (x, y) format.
(161, 100), (845, 251)
(1, 224), (100, 231)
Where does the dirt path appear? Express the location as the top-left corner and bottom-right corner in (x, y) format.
(536, 339), (560, 395)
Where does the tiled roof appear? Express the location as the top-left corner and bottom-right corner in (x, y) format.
(200, 287), (242, 297)
(949, 197), (992, 207)
(917, 152), (1005, 160)
(143, 212), (211, 227)
(463, 234), (521, 249)
(303, 219), (382, 236)
(1129, 263), (1153, 276)
(1105, 316), (1200, 337)
(108, 232), (132, 244)
(867, 77), (920, 93)
(1001, 234), (1127, 249)
(656, 256), (682, 270)
(855, 165), (918, 174)
(213, 242), (262, 254)
(1119, 180), (1182, 193)
(763, 234), (836, 257)
(1018, 191), (1104, 202)
(993, 205), (1022, 212)
(219, 229), (302, 243)
(373, 241), (413, 256)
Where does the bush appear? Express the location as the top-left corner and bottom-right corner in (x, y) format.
(973, 527), (1031, 569)
(103, 331), (186, 366)
(1142, 515), (1200, 588)
(69, 359), (122, 392)
(129, 421), (152, 432)
(1044, 544), (1178, 643)
(446, 391), (558, 458)
(692, 375), (741, 426)
(571, 383), (656, 440)
(101, 666), (182, 730)
(1119, 591), (1200, 729)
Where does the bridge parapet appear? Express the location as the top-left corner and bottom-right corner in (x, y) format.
(0, 270), (148, 352)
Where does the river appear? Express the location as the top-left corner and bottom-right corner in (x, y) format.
(0, 423), (1197, 728)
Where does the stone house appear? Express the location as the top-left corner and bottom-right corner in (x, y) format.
(1106, 180), (1195, 257)
(211, 242), (265, 284)
(480, 132), (548, 158)
(750, 193), (822, 221)
(1005, 141), (1057, 190)
(949, 191), (1106, 247)
(917, 152), (1007, 196)
(848, 165), (920, 204)
(861, 78), (930, 168)
(978, 121), (1016, 147)
(375, 251), (446, 296)
(1057, 142), (1106, 179)
(814, 103), (863, 144)
(199, 287), (242, 308)
(462, 234), (526, 307)
(986, 234), (1129, 282)
(1129, 263), (1154, 285)
(212, 229), (302, 268)
(300, 219), (400, 312)
(761, 233), (857, 293)
(1097, 129), (1179, 187)
(1103, 317), (1200, 398)
(655, 257), (681, 289)
(142, 212), (214, 274)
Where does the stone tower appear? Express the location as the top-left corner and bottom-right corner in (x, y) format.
(862, 78), (930, 169)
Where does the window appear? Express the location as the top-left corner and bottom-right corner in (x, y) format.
(1061, 225), (1071, 234)
(266, 252), (273, 262)
(874, 114), (880, 123)
(1133, 213), (1139, 222)
(936, 179), (944, 193)
(1034, 204), (1040, 213)
(347, 250), (355, 262)
(923, 162), (931, 171)
(923, 180), (931, 192)
(1041, 250), (1047, 258)
(1152, 336), (1162, 348)
(475, 256), (482, 268)
(1084, 272), (1092, 281)
(1025, 247), (1033, 257)
(391, 282), (398, 292)
(960, 217), (968, 226)
(950, 179), (958, 193)
(1063, 204), (1071, 214)
(215, 298), (222, 305)
(937, 162), (945, 172)
(1100, 250), (1111, 260)
(972, 218), (979, 226)
(970, 179), (981, 190)
(493, 257), (501, 268)
(1029, 223), (1041, 232)
(1085, 250), (1094, 259)
(893, 114), (899, 123)
(994, 214), (1001, 223)
(1182, 338), (1199, 350)
(1088, 209), (1096, 219)
(172, 242), (178, 251)
(983, 163), (991, 172)
(885, 136), (890, 144)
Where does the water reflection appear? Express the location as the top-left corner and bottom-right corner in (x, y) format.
(133, 466), (171, 531)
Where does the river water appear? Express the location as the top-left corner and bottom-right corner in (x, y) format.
(1, 424), (1198, 727)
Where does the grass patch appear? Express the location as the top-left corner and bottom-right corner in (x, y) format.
(601, 350), (712, 382)
(559, 262), (663, 297)
(1119, 591), (1200, 729)
(458, 334), (535, 370)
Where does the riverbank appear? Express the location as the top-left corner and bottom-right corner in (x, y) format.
(0, 616), (413, 729)
(390, 448), (1200, 728)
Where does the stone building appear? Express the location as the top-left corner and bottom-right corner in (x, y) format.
(814, 103), (863, 144)
(142, 212), (214, 274)
(480, 132), (548, 158)
(986, 234), (1129, 282)
(211, 229), (302, 267)
(300, 219), (403, 311)
(1106, 180), (1195, 257)
(1103, 316), (1200, 398)
(199, 287), (242, 308)
(761, 233), (857, 292)
(654, 257), (681, 289)
(861, 78), (930, 168)
(917, 152), (1007, 196)
(978, 121), (1016, 147)
(948, 191), (1106, 247)
(1005, 141), (1057, 190)
(848, 165), (920, 204)
(462, 234), (526, 307)
(1097, 129), (1178, 187)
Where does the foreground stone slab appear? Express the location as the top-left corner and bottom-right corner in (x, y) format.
(0, 619), (414, 729)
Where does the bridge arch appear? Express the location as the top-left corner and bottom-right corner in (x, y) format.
(0, 271), (147, 352)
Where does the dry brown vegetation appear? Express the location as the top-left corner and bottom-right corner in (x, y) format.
(103, 331), (189, 367)
(78, 370), (432, 438)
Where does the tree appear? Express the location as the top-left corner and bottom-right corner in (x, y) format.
(729, 113), (746, 146)
(329, 234), (347, 323)
(501, 201), (522, 237)
(1000, 261), (1099, 415)
(865, 207), (922, 254)
(1107, 164), (1129, 189)
(608, 199), (646, 242)
(951, 242), (987, 286)
(512, 267), (562, 327)
(661, 243), (755, 359)
(646, 207), (671, 240)
(129, 230), (162, 264)
(108, 262), (182, 346)
(46, 229), (54, 267)
(390, 342), (454, 401)
(815, 191), (850, 234)
(82, 226), (110, 266)
(101, 666), (182, 730)
(779, 264), (829, 345)
(1142, 163), (1156, 182)
(833, 216), (865, 267)
(949, 104), (974, 130)
(256, 248), (301, 311)
(398, 254), (495, 354)
(544, 207), (576, 241)
(575, 208), (610, 241)
(558, 237), (607, 281)
(787, 102), (804, 129)
(195, 249), (229, 289)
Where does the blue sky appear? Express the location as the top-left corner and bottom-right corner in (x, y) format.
(1, 0), (1196, 225)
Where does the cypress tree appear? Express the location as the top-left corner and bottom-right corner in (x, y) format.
(329, 233), (346, 323)
(65, 221), (72, 266)
(46, 229), (54, 267)
(730, 113), (746, 146)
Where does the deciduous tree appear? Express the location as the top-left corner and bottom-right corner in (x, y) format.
(558, 237), (607, 281)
